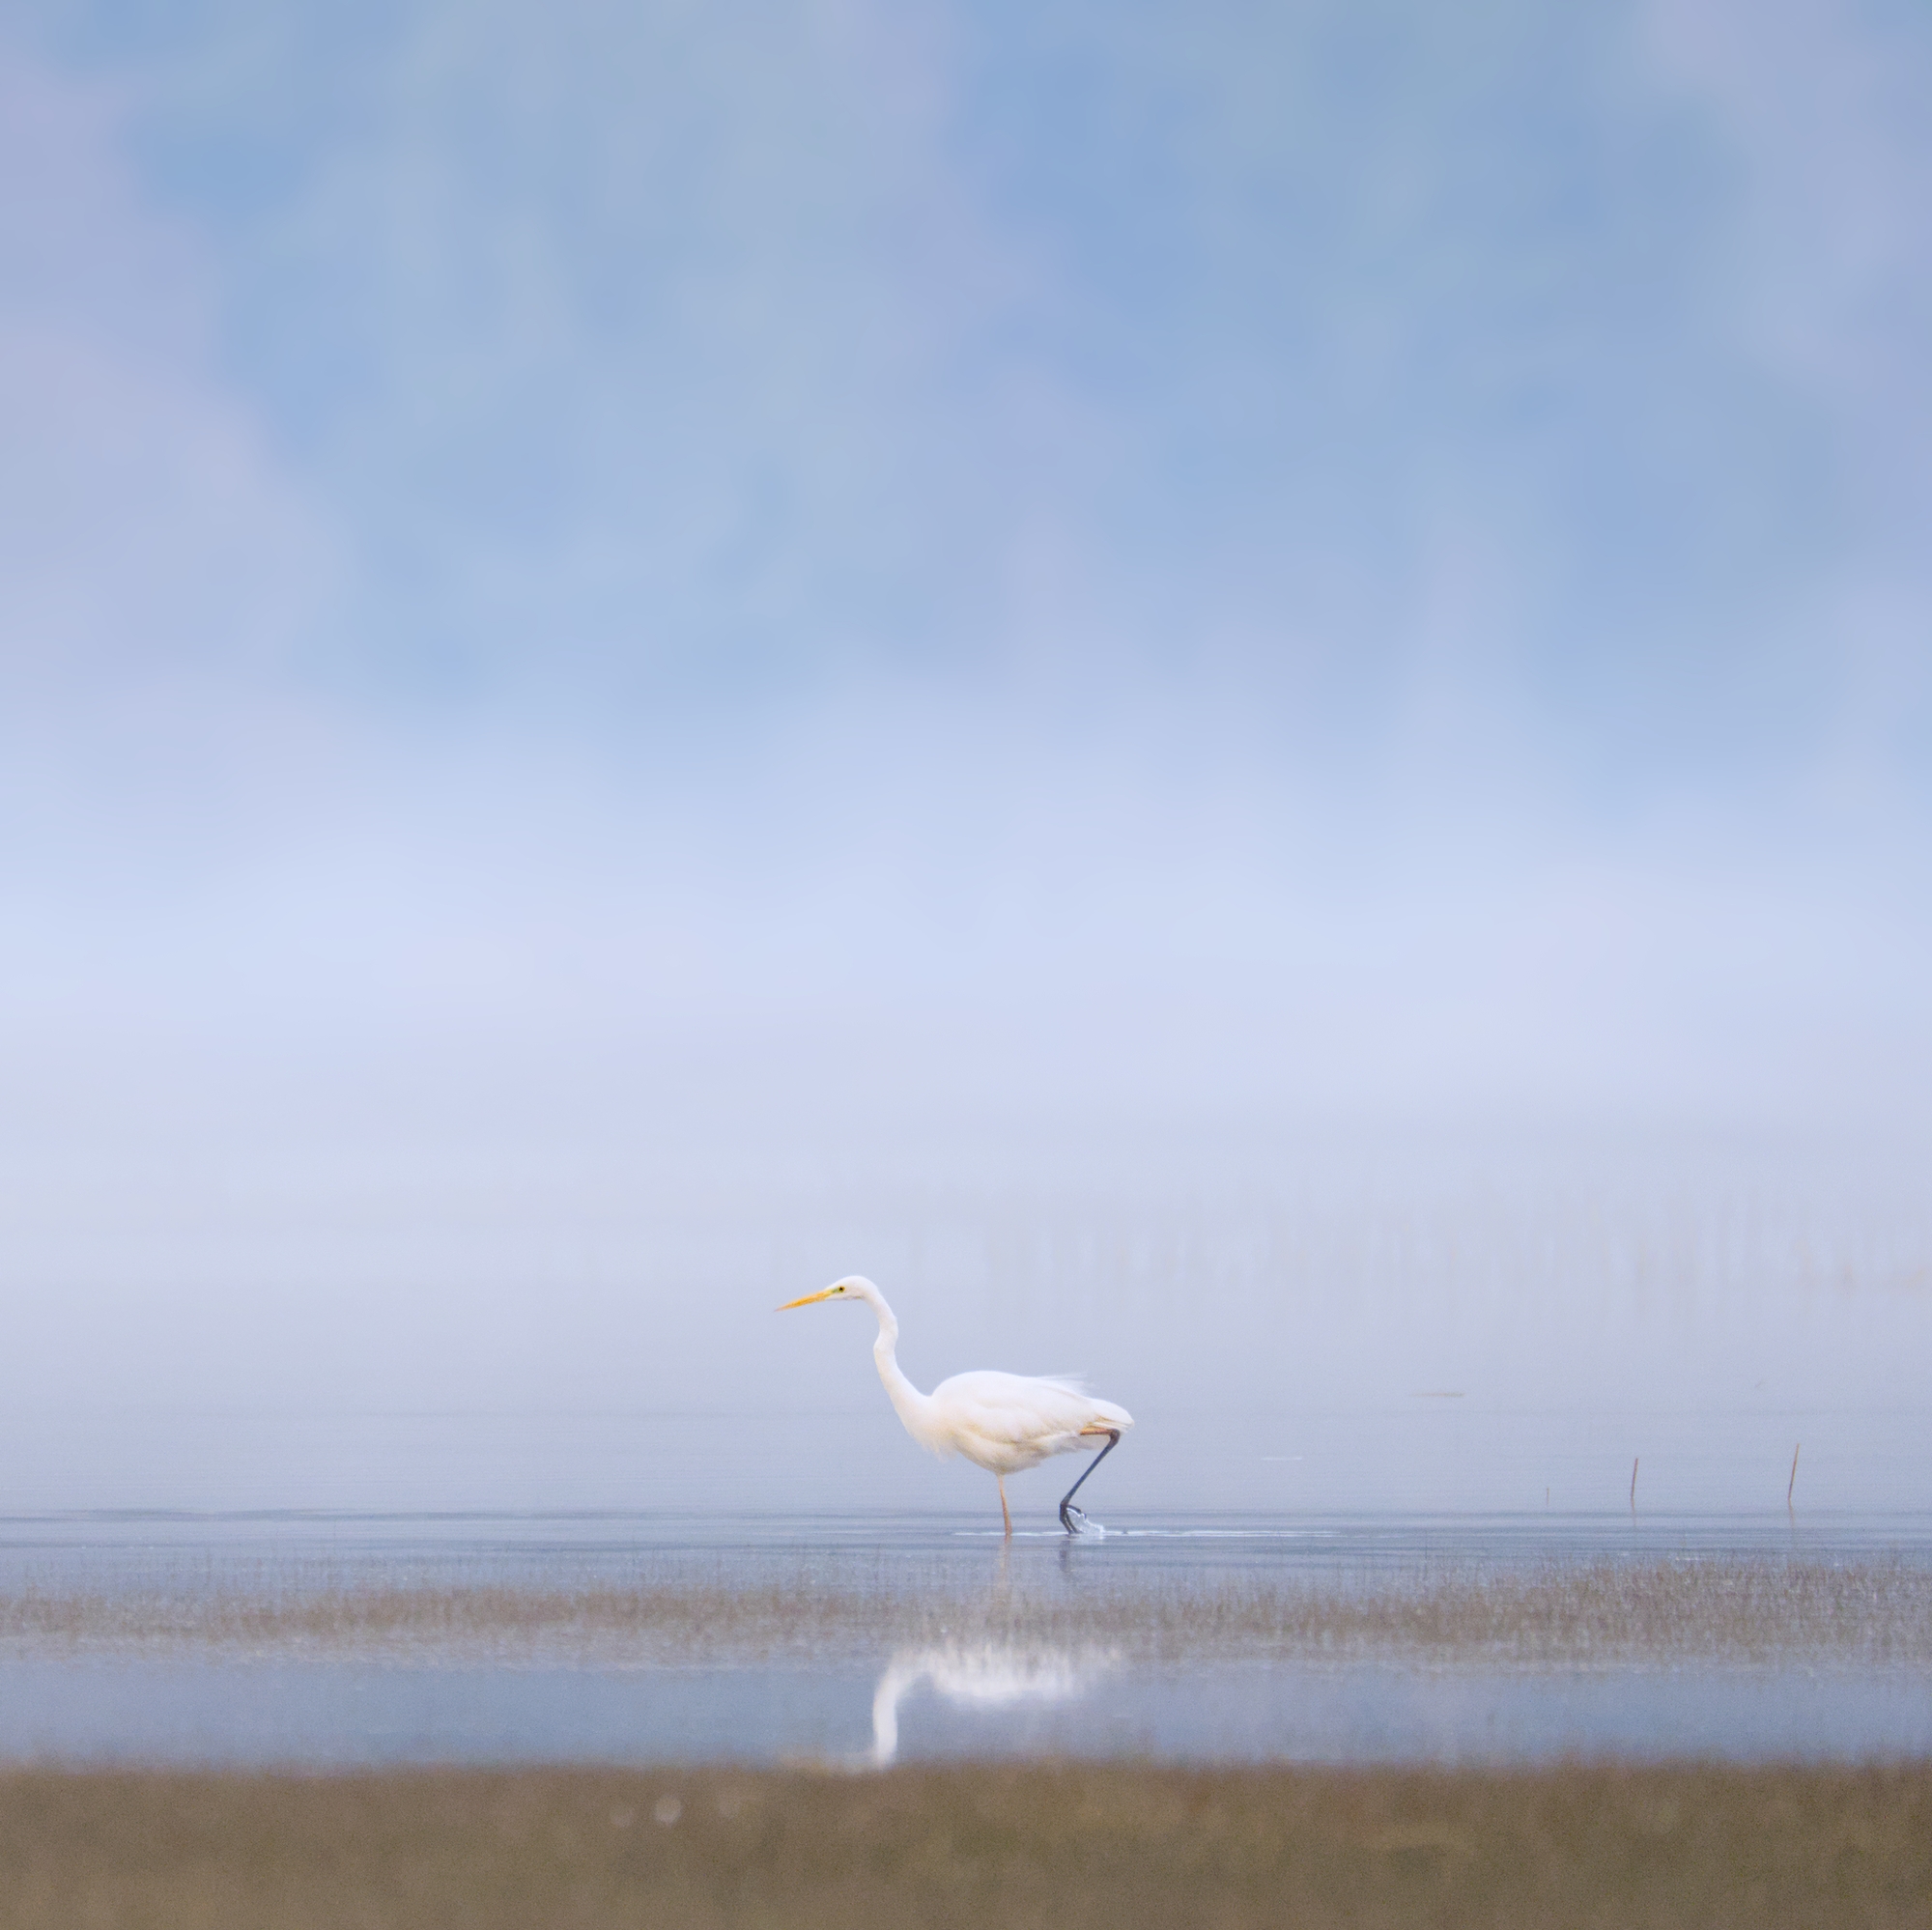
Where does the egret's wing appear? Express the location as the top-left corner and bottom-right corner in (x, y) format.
(931, 1370), (1109, 1446)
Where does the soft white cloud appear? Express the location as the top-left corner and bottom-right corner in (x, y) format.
(1644, 0), (1932, 773)
(0, 44), (335, 702)
(0, 1), (1925, 1145)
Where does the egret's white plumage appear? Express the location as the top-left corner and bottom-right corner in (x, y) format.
(779, 1274), (1133, 1534)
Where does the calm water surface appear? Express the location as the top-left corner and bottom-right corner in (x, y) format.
(3, 1509), (1928, 1769)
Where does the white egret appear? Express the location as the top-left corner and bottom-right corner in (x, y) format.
(778, 1274), (1133, 1535)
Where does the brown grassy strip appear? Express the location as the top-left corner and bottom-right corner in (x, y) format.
(1, 1761), (1928, 1930)
(2, 1558), (1929, 1664)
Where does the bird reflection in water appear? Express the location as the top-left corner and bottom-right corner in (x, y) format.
(868, 1644), (1113, 1766)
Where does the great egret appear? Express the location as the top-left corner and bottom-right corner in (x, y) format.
(778, 1274), (1133, 1535)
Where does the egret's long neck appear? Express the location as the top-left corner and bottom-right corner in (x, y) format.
(857, 1284), (936, 1445)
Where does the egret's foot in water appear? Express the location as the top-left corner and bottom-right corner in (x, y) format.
(1060, 1502), (1107, 1536)
(1057, 1428), (1122, 1535)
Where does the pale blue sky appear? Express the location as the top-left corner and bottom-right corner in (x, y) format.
(2, 0), (1929, 1131)
(2, 0), (1931, 1454)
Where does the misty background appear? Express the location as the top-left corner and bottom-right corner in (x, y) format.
(1, 0), (1928, 1517)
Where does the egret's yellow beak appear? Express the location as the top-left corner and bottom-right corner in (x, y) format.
(777, 1285), (840, 1311)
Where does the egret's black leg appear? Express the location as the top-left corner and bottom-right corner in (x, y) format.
(1059, 1429), (1121, 1534)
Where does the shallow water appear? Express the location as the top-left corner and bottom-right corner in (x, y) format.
(3, 1510), (1928, 1768)
(6, 1656), (1931, 1769)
